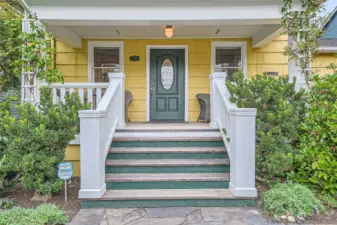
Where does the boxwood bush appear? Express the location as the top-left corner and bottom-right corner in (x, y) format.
(226, 72), (306, 179)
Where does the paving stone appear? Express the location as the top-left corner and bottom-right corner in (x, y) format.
(146, 207), (197, 218)
(201, 208), (231, 222)
(223, 220), (250, 225)
(70, 209), (105, 225)
(126, 217), (186, 225)
(100, 219), (109, 225)
(230, 208), (260, 220)
(188, 222), (229, 225)
(186, 210), (203, 224)
(134, 208), (147, 217)
(106, 208), (143, 225)
(243, 215), (269, 225)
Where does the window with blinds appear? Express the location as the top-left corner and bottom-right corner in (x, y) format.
(93, 47), (120, 82)
(214, 47), (242, 80)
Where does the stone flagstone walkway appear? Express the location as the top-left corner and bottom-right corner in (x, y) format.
(69, 207), (280, 225)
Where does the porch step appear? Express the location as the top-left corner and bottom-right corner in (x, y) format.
(105, 159), (229, 167)
(110, 140), (225, 148)
(107, 147), (228, 160)
(81, 189), (254, 208)
(105, 173), (230, 190)
(105, 173), (229, 182)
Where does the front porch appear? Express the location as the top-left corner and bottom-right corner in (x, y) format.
(19, 0), (301, 207)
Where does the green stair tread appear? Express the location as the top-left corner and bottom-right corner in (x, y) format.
(106, 181), (229, 190)
(105, 159), (230, 167)
(105, 166), (230, 173)
(109, 147), (226, 153)
(105, 173), (229, 182)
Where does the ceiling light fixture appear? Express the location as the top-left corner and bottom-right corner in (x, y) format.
(165, 25), (174, 38)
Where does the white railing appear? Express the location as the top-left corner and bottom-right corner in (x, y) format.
(47, 83), (109, 109)
(210, 72), (257, 198)
(78, 73), (125, 199)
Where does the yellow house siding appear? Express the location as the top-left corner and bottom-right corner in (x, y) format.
(55, 37), (288, 121)
(313, 53), (337, 76)
(65, 145), (80, 176)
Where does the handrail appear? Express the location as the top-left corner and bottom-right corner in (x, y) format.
(78, 73), (125, 199)
(210, 72), (257, 198)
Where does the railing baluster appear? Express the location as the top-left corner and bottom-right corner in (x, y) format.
(87, 88), (93, 108)
(52, 88), (57, 104)
(60, 88), (66, 103)
(78, 88), (84, 103)
(96, 88), (102, 106)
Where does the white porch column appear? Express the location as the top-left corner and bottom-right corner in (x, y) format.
(109, 72), (126, 129)
(209, 72), (227, 128)
(288, 36), (307, 92)
(229, 108), (257, 198)
(78, 110), (107, 199)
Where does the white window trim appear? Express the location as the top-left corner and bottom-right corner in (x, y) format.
(211, 41), (247, 78)
(146, 45), (189, 122)
(88, 41), (124, 82)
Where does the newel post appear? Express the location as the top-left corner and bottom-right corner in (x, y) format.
(78, 110), (107, 199)
(209, 72), (227, 128)
(229, 108), (257, 198)
(109, 72), (126, 128)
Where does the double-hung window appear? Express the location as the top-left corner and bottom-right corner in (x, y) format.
(212, 42), (247, 80)
(88, 41), (124, 82)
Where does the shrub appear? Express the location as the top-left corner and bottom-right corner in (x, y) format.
(0, 204), (68, 225)
(0, 198), (14, 210)
(289, 73), (337, 194)
(226, 72), (306, 178)
(262, 183), (325, 217)
(1, 87), (90, 195)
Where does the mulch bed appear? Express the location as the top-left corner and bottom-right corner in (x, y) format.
(255, 181), (337, 224)
(4, 177), (81, 220)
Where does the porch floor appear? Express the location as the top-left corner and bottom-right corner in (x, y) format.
(124, 122), (212, 130)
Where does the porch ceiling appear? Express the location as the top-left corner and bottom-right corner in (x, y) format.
(49, 24), (278, 39)
(25, 0), (291, 7)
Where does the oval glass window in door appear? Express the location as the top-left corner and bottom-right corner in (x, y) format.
(161, 58), (174, 90)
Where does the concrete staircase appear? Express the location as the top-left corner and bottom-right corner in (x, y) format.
(81, 128), (254, 208)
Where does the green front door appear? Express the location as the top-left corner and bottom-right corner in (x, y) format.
(150, 49), (185, 121)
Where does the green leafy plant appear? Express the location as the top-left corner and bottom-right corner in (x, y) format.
(289, 73), (337, 194)
(262, 183), (325, 217)
(0, 2), (22, 93)
(1, 87), (90, 195)
(227, 72), (306, 179)
(0, 204), (68, 225)
(0, 198), (14, 210)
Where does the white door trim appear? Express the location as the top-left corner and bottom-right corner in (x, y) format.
(146, 45), (189, 122)
(211, 41), (247, 78)
(87, 41), (124, 82)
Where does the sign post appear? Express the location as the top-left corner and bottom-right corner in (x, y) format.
(57, 162), (73, 202)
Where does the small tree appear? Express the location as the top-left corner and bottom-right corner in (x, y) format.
(0, 2), (22, 93)
(282, 0), (326, 89)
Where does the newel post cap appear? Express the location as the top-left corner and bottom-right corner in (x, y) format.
(78, 110), (106, 118)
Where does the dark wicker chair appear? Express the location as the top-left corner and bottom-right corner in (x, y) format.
(125, 90), (132, 122)
(196, 93), (210, 123)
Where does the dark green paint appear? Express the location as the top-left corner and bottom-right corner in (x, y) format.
(107, 152), (228, 160)
(82, 199), (255, 208)
(150, 49), (185, 121)
(106, 181), (229, 190)
(105, 165), (230, 173)
(111, 141), (225, 148)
